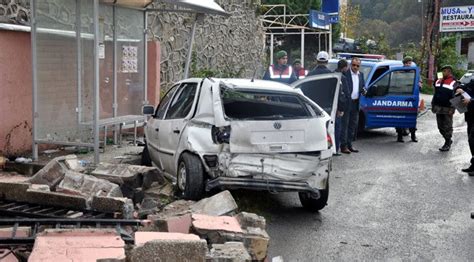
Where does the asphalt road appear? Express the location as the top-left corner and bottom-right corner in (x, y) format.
(260, 104), (474, 260)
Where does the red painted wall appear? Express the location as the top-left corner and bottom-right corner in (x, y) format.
(0, 29), (161, 157)
(0, 31), (32, 157)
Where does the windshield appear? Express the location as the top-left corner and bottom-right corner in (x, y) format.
(221, 87), (321, 120)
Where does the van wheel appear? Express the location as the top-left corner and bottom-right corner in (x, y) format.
(177, 153), (205, 200)
(299, 181), (329, 212)
(141, 145), (152, 166)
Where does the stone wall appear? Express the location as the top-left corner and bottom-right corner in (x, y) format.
(0, 0), (29, 25)
(149, 0), (265, 91)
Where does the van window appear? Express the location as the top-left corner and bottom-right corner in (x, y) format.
(370, 66), (389, 85)
(371, 69), (415, 96)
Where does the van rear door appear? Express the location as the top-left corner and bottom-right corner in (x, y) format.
(363, 66), (420, 128)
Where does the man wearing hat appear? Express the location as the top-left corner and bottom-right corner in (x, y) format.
(263, 50), (297, 84)
(293, 59), (308, 80)
(307, 51), (332, 76)
(432, 64), (458, 151)
(396, 56), (419, 143)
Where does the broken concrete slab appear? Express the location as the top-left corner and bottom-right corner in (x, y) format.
(191, 190), (238, 216)
(29, 229), (125, 262)
(0, 173), (30, 202)
(26, 188), (88, 210)
(91, 163), (164, 188)
(207, 242), (252, 262)
(234, 212), (266, 230)
(134, 232), (200, 246)
(149, 213), (193, 234)
(28, 155), (70, 188)
(129, 233), (207, 262)
(57, 171), (123, 200)
(0, 227), (31, 238)
(192, 214), (243, 235)
(64, 155), (86, 172)
(29, 184), (50, 192)
(241, 227), (270, 261)
(91, 196), (134, 218)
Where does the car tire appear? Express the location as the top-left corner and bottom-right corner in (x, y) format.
(177, 153), (205, 200)
(299, 181), (329, 212)
(141, 145), (152, 166)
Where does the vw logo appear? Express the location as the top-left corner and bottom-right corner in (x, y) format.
(273, 122), (282, 130)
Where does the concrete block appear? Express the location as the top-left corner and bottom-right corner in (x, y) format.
(26, 189), (88, 209)
(149, 213), (192, 234)
(234, 212), (266, 230)
(191, 190), (238, 216)
(91, 196), (134, 218)
(241, 227), (269, 261)
(192, 214), (243, 234)
(0, 181), (30, 202)
(57, 171), (123, 200)
(129, 235), (207, 262)
(29, 229), (125, 262)
(92, 163), (161, 187)
(134, 232), (200, 246)
(28, 156), (68, 188)
(207, 242), (252, 262)
(29, 184), (51, 192)
(64, 155), (85, 172)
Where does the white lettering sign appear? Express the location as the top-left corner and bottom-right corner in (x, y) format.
(372, 100), (414, 107)
(440, 5), (474, 32)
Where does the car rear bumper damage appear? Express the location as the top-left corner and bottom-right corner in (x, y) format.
(206, 177), (320, 198)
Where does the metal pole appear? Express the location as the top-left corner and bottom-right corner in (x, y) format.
(113, 5), (118, 144)
(328, 24), (333, 57)
(143, 11), (148, 105)
(270, 33), (274, 65)
(30, 0), (38, 160)
(300, 29), (304, 67)
(318, 34), (321, 52)
(420, 0), (423, 41)
(76, 0), (82, 125)
(184, 14), (201, 79)
(93, 0), (100, 164)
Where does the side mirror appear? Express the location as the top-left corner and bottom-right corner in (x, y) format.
(142, 105), (155, 115)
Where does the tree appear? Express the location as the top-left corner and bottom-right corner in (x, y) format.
(339, 3), (361, 38)
(261, 0), (321, 14)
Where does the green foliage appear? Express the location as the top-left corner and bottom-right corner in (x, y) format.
(261, 0), (321, 14)
(436, 36), (467, 79)
(190, 51), (244, 79)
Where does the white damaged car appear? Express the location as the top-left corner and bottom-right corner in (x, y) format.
(142, 74), (340, 211)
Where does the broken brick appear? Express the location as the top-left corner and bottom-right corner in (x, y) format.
(28, 156), (69, 188)
(206, 242), (252, 262)
(191, 190), (238, 216)
(91, 196), (134, 218)
(148, 213), (193, 234)
(235, 212), (266, 230)
(192, 214), (243, 235)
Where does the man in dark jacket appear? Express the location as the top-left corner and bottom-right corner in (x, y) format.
(263, 50), (297, 84)
(341, 57), (366, 154)
(334, 59), (350, 155)
(307, 51), (332, 76)
(432, 65), (458, 151)
(455, 79), (474, 175)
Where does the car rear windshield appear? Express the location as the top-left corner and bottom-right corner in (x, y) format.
(221, 87), (321, 120)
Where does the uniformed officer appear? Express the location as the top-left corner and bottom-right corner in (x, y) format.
(293, 59), (308, 80)
(455, 79), (474, 175)
(263, 50), (297, 84)
(432, 65), (458, 151)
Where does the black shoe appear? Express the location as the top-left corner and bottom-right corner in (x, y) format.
(411, 133), (418, 142)
(462, 166), (474, 173)
(341, 147), (351, 154)
(397, 135), (404, 143)
(333, 152), (342, 156)
(348, 147), (359, 153)
(439, 140), (452, 152)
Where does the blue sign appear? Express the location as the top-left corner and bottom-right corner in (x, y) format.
(322, 0), (339, 14)
(309, 9), (329, 29)
(329, 14), (339, 23)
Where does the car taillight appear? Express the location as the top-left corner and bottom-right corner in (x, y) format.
(212, 125), (231, 144)
(327, 133), (333, 149)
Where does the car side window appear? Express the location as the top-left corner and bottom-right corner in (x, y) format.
(371, 69), (415, 96)
(165, 83), (198, 120)
(388, 70), (415, 95)
(154, 84), (179, 119)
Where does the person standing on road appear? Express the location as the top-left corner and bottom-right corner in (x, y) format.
(263, 50), (297, 84)
(340, 57), (366, 154)
(307, 51), (332, 76)
(334, 59), (351, 156)
(293, 59), (308, 80)
(455, 79), (474, 175)
(396, 56), (419, 143)
(432, 65), (458, 151)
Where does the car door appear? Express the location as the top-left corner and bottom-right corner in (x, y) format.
(157, 81), (200, 176)
(145, 84), (179, 170)
(362, 66), (419, 128)
(291, 74), (341, 150)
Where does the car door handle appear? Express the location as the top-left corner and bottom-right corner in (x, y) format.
(173, 129), (180, 134)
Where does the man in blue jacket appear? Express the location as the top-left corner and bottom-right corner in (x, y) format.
(263, 50), (297, 84)
(341, 57), (366, 154)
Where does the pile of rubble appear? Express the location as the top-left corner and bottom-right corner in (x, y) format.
(0, 155), (272, 261)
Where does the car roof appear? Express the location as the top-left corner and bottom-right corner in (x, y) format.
(329, 58), (402, 67)
(212, 78), (297, 93)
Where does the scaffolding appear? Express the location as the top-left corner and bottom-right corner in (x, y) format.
(261, 4), (332, 67)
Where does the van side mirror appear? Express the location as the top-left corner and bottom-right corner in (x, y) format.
(142, 105), (155, 115)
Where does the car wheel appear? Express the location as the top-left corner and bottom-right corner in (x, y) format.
(299, 181), (329, 212)
(177, 153), (205, 200)
(141, 145), (152, 166)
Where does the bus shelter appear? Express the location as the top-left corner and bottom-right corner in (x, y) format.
(31, 0), (227, 164)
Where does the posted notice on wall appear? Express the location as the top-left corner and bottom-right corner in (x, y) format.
(121, 46), (138, 73)
(440, 5), (474, 32)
